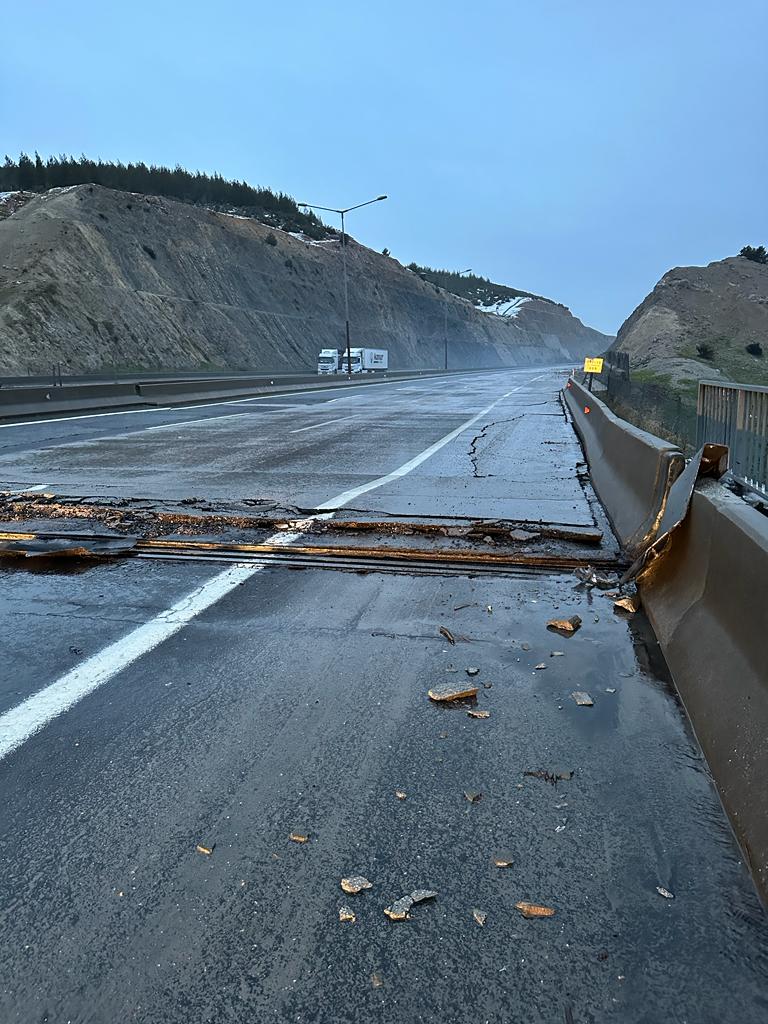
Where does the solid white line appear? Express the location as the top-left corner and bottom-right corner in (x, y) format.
(0, 532), (302, 761)
(316, 374), (547, 510)
(0, 371), (549, 761)
(22, 483), (51, 493)
(289, 416), (355, 434)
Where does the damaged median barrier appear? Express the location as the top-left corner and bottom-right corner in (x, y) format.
(562, 375), (768, 900)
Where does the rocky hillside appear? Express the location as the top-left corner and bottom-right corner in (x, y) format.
(0, 185), (610, 374)
(612, 255), (768, 389)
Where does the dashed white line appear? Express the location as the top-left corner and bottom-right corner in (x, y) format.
(289, 416), (356, 434)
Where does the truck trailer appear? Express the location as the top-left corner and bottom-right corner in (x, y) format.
(340, 348), (388, 374)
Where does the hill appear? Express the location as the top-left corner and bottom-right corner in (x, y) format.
(0, 184), (611, 375)
(612, 254), (768, 389)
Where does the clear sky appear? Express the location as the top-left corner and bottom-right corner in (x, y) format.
(3, 0), (766, 335)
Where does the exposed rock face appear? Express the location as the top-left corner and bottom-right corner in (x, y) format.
(612, 256), (768, 388)
(0, 185), (610, 374)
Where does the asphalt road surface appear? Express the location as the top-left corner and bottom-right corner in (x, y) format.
(0, 368), (766, 1024)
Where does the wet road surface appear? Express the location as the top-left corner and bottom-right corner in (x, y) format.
(0, 367), (766, 1023)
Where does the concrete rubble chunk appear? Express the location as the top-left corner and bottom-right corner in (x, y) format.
(428, 683), (479, 702)
(341, 876), (373, 894)
(515, 901), (555, 918)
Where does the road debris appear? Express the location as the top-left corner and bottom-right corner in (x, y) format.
(467, 709), (490, 719)
(547, 615), (582, 635)
(521, 642), (531, 651)
(483, 681), (493, 689)
(571, 691), (594, 706)
(453, 602), (475, 611)
(486, 605), (493, 614)
(464, 790), (483, 803)
(605, 687), (616, 694)
(383, 889), (437, 921)
(395, 790), (407, 800)
(574, 566), (619, 590)
(410, 889), (438, 904)
(339, 906), (356, 923)
(656, 886), (675, 899)
(195, 843), (214, 856)
(289, 833), (309, 844)
(439, 626), (456, 645)
(371, 972), (383, 988)
(466, 666), (480, 676)
(472, 908), (488, 926)
(428, 683), (479, 702)
(509, 528), (539, 542)
(534, 662), (547, 670)
(550, 651), (565, 657)
(515, 901), (555, 918)
(555, 824), (566, 833)
(341, 876), (373, 894)
(614, 594), (641, 614)
(384, 896), (412, 921)
(523, 769), (573, 785)
(493, 855), (513, 868)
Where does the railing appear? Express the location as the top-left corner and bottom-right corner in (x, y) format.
(697, 381), (768, 495)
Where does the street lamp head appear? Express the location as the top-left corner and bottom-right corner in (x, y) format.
(376, 195), (388, 201)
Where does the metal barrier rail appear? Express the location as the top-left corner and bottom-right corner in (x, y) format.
(697, 381), (768, 495)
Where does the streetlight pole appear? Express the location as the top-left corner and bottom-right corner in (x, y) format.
(298, 195), (387, 378)
(444, 269), (472, 370)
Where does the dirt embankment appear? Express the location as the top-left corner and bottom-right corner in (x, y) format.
(0, 185), (611, 374)
(612, 256), (768, 389)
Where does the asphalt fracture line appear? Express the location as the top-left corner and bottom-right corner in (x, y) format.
(0, 372), (548, 761)
(316, 374), (547, 510)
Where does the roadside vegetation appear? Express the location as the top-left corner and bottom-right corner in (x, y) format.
(406, 264), (557, 307)
(0, 152), (331, 239)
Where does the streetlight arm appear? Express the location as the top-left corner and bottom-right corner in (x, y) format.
(298, 196), (387, 215)
(340, 195), (387, 214)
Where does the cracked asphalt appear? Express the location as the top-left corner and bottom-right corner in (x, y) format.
(0, 367), (766, 1024)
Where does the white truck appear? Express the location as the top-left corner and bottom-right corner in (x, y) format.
(317, 349), (340, 375)
(340, 348), (388, 374)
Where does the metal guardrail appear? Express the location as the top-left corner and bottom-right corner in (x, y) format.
(697, 381), (768, 495)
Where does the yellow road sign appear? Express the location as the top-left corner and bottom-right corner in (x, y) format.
(583, 357), (604, 374)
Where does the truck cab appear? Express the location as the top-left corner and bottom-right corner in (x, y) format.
(317, 349), (340, 375)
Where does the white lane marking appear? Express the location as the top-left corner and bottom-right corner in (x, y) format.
(0, 536), (303, 761)
(0, 372), (500, 430)
(316, 374), (547, 510)
(0, 371), (550, 761)
(17, 483), (51, 493)
(289, 416), (356, 434)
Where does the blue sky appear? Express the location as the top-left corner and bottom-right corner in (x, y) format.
(2, 0), (766, 334)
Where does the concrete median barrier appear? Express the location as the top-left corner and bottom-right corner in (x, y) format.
(563, 378), (685, 554)
(639, 480), (768, 898)
(0, 383), (143, 418)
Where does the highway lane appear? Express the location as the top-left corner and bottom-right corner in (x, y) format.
(0, 367), (766, 1022)
(0, 368), (591, 524)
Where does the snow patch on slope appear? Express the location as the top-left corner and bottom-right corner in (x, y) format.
(477, 296), (532, 318)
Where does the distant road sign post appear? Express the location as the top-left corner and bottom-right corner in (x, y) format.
(583, 357), (604, 392)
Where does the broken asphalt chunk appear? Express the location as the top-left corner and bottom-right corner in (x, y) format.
(465, 666), (480, 676)
(395, 790), (407, 800)
(339, 906), (356, 923)
(467, 709), (490, 719)
(439, 626), (456, 645)
(509, 528), (539, 542)
(464, 790), (482, 803)
(371, 972), (384, 988)
(195, 843), (214, 856)
(428, 683), (479, 702)
(341, 876), (373, 894)
(410, 889), (437, 904)
(472, 908), (487, 926)
(547, 615), (582, 635)
(384, 896), (413, 921)
(515, 901), (555, 919)
(493, 855), (513, 868)
(571, 691), (594, 706)
(656, 886), (675, 899)
(534, 663), (547, 671)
